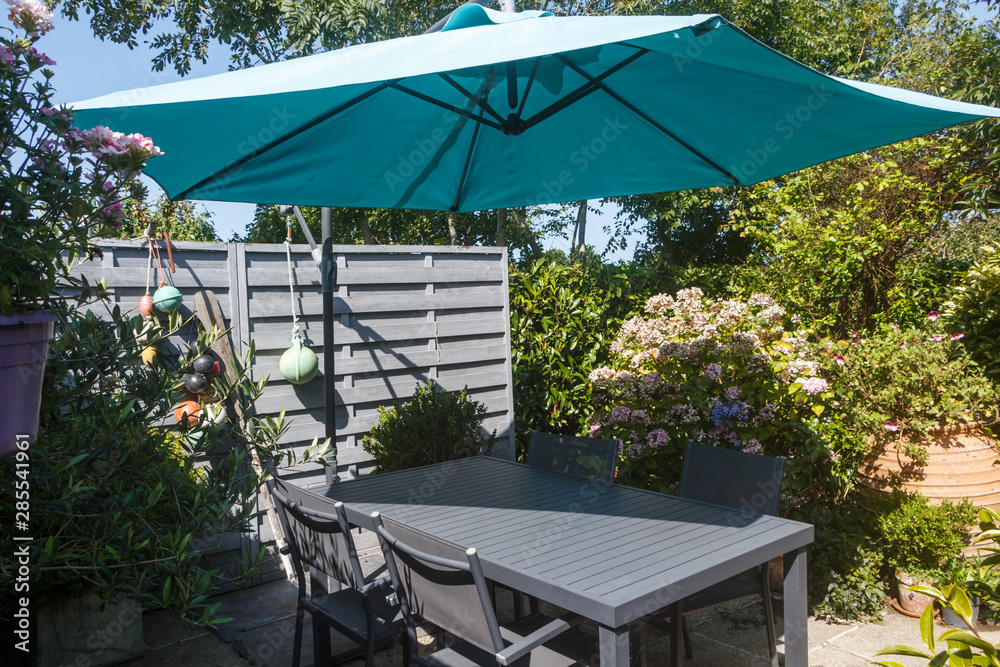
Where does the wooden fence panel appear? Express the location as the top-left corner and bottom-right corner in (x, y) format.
(72, 240), (515, 479)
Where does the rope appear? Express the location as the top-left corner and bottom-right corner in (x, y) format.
(285, 229), (302, 346)
(150, 236), (166, 287)
(145, 234), (153, 295)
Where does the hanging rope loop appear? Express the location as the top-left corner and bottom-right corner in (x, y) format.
(285, 237), (302, 347)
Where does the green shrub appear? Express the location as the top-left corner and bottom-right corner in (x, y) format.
(824, 321), (996, 462)
(945, 245), (1000, 382)
(508, 260), (633, 459)
(876, 492), (975, 582)
(362, 381), (496, 473)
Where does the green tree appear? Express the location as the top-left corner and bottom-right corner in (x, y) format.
(111, 194), (220, 242)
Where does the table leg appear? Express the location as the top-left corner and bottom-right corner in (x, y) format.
(783, 547), (808, 667)
(599, 624), (631, 667)
(670, 601), (683, 667)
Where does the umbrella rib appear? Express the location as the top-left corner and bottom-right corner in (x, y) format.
(175, 80), (396, 200)
(555, 54), (741, 186)
(439, 73), (506, 125)
(522, 49), (647, 130)
(390, 82), (504, 132)
(450, 66), (497, 212)
(516, 58), (542, 118)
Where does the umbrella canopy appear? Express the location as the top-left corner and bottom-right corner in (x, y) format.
(72, 4), (1000, 213)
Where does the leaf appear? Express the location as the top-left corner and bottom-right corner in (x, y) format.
(921, 603), (936, 651)
(874, 645), (934, 658)
(812, 404), (825, 417)
(939, 630), (997, 656)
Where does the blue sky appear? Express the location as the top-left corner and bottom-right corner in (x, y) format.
(46, 13), (633, 258)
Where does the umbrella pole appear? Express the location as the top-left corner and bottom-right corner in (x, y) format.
(321, 206), (339, 484)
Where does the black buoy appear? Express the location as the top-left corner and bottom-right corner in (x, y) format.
(192, 354), (216, 375)
(183, 373), (209, 394)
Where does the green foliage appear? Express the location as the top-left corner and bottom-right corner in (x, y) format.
(361, 380), (497, 473)
(111, 195), (220, 242)
(730, 136), (978, 334)
(874, 507), (1000, 667)
(508, 260), (635, 459)
(0, 303), (325, 622)
(875, 492), (975, 582)
(945, 246), (1000, 382)
(823, 322), (997, 462)
(799, 499), (887, 622)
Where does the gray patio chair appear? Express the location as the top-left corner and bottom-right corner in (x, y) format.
(372, 511), (598, 666)
(526, 431), (619, 481)
(269, 483), (407, 667)
(645, 440), (785, 665)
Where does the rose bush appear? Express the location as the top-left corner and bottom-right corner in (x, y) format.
(588, 288), (837, 499)
(0, 2), (161, 315)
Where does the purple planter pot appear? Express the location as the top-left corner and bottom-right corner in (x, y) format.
(0, 312), (55, 459)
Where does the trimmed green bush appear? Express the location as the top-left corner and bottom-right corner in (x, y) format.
(362, 381), (497, 473)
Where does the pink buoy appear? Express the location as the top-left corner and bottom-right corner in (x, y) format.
(139, 294), (155, 317)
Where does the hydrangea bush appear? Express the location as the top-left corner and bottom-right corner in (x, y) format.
(0, 1), (162, 314)
(588, 288), (834, 494)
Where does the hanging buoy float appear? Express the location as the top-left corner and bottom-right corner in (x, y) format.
(174, 399), (201, 427)
(280, 338), (319, 385)
(183, 372), (209, 394)
(279, 231), (319, 385)
(141, 345), (158, 367)
(139, 294), (155, 317)
(192, 354), (216, 375)
(203, 403), (228, 425)
(153, 285), (182, 313)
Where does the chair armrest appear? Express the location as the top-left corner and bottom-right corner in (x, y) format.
(495, 614), (582, 666)
(357, 575), (399, 618)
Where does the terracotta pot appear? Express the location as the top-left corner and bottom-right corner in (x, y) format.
(859, 424), (1000, 512)
(895, 570), (935, 615)
(0, 312), (55, 459)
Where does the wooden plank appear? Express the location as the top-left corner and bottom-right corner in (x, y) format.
(247, 265), (504, 287)
(249, 317), (507, 350)
(244, 243), (505, 256)
(252, 341), (507, 380)
(249, 290), (505, 318)
(76, 266), (232, 288)
(256, 379), (510, 415)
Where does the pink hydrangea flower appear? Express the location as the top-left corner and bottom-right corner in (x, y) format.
(702, 363), (722, 381)
(588, 423), (602, 437)
(725, 386), (741, 400)
(630, 409), (651, 424)
(742, 439), (762, 454)
(609, 406), (632, 423)
(799, 377), (829, 395)
(646, 429), (668, 448)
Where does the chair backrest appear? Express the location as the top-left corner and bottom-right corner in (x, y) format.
(676, 440), (785, 516)
(373, 513), (504, 656)
(526, 431), (619, 480)
(268, 480), (366, 590)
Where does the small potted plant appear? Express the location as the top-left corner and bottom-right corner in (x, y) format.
(876, 491), (976, 615)
(0, 2), (162, 458)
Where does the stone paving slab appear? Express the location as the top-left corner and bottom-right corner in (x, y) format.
(118, 577), (1000, 666)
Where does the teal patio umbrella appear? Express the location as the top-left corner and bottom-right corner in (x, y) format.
(71, 3), (1000, 482)
(72, 4), (1000, 213)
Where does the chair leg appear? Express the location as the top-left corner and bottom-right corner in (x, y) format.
(292, 606), (305, 667)
(312, 617), (332, 667)
(669, 601), (684, 667)
(760, 566), (778, 661)
(682, 616), (693, 660)
(629, 621), (647, 667)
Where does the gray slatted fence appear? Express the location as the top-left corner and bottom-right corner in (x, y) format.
(73, 239), (514, 577)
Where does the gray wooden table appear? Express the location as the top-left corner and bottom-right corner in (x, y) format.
(285, 456), (814, 666)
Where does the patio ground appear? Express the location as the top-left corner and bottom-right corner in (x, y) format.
(121, 546), (1000, 666)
